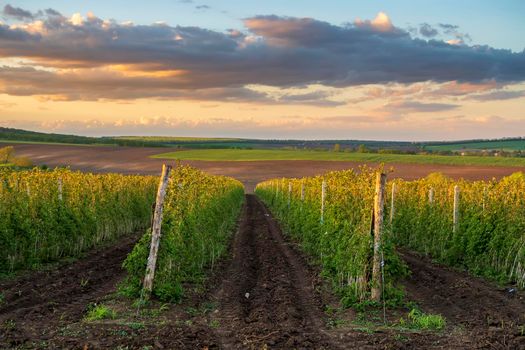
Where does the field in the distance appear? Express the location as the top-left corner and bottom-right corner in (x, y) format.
(5, 142), (524, 193)
(153, 148), (525, 167)
(426, 139), (525, 152)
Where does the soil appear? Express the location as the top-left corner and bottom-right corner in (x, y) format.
(207, 194), (336, 349)
(0, 234), (141, 347)
(4, 143), (524, 192)
(0, 195), (524, 349)
(401, 250), (525, 349)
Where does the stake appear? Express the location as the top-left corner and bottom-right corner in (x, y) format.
(288, 182), (292, 208)
(453, 185), (460, 233)
(143, 164), (172, 296)
(482, 185), (487, 213)
(390, 182), (396, 225)
(58, 177), (63, 201)
(429, 187), (434, 204)
(371, 172), (387, 302)
(320, 180), (326, 224)
(301, 180), (305, 201)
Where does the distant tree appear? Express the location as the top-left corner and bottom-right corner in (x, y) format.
(357, 144), (368, 153)
(0, 146), (15, 164)
(333, 143), (341, 152)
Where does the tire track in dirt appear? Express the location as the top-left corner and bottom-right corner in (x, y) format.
(209, 194), (338, 349)
(0, 233), (140, 346)
(401, 250), (525, 349)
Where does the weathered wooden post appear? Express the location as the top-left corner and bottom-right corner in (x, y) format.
(389, 182), (396, 225)
(453, 185), (460, 233)
(320, 180), (326, 224)
(143, 164), (172, 296)
(429, 187), (434, 204)
(371, 172), (387, 302)
(482, 185), (487, 213)
(288, 182), (292, 208)
(58, 177), (63, 201)
(301, 180), (305, 201)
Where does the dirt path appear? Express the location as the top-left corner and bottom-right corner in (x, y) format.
(209, 194), (336, 349)
(401, 251), (525, 349)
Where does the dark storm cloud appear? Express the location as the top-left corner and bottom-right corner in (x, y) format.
(0, 9), (524, 101)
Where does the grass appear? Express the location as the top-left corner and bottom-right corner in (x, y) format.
(427, 139), (525, 152)
(85, 304), (117, 321)
(399, 309), (446, 331)
(152, 149), (525, 167)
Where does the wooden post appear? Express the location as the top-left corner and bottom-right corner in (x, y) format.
(482, 185), (487, 213)
(143, 164), (172, 296)
(301, 180), (305, 201)
(453, 185), (460, 233)
(320, 180), (326, 224)
(371, 172), (387, 302)
(288, 182), (292, 208)
(389, 182), (396, 225)
(429, 187), (434, 204)
(58, 178), (63, 201)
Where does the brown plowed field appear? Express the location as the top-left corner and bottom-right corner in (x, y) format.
(1, 195), (523, 349)
(3, 143), (524, 192)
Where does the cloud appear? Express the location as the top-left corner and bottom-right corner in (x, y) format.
(354, 12), (394, 32)
(382, 101), (460, 113)
(419, 23), (438, 38)
(467, 90), (525, 101)
(438, 22), (471, 45)
(2, 4), (35, 20)
(0, 9), (524, 101)
(276, 91), (344, 106)
(195, 5), (210, 10)
(323, 115), (404, 124)
(4, 113), (525, 140)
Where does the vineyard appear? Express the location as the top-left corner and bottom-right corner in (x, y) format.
(122, 165), (244, 301)
(1, 164), (524, 349)
(392, 172), (525, 288)
(0, 168), (157, 274)
(256, 168), (525, 301)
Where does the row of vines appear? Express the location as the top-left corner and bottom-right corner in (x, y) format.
(255, 167), (407, 306)
(255, 168), (525, 304)
(392, 172), (525, 288)
(0, 168), (157, 274)
(122, 165), (245, 302)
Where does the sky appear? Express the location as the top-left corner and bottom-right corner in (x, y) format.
(0, 1), (524, 141)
